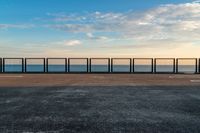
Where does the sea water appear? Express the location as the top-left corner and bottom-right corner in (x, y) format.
(1, 64), (197, 73)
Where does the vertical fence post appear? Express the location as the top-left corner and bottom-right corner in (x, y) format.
(22, 58), (24, 73)
(151, 58), (154, 73)
(86, 58), (89, 73)
(46, 58), (49, 73)
(25, 58), (27, 73)
(129, 58), (131, 73)
(108, 58), (111, 73)
(44, 58), (46, 73)
(111, 58), (113, 73)
(154, 59), (157, 73)
(89, 58), (92, 73)
(173, 58), (176, 73)
(195, 58), (198, 74)
(68, 59), (70, 73)
(3, 58), (6, 72)
(176, 59), (178, 73)
(130, 58), (132, 73)
(132, 59), (135, 73)
(65, 58), (68, 73)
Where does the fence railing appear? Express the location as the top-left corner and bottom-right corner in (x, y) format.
(0, 58), (199, 74)
(154, 58), (176, 74)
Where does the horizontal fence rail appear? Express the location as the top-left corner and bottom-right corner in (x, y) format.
(154, 58), (176, 74)
(3, 58), (24, 73)
(176, 58), (198, 74)
(133, 58), (153, 73)
(90, 58), (110, 73)
(0, 58), (199, 74)
(25, 58), (46, 73)
(111, 58), (132, 73)
(46, 58), (67, 73)
(68, 58), (89, 73)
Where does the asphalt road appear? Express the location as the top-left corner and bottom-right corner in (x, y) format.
(0, 86), (200, 133)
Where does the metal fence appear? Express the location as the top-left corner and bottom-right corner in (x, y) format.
(25, 58), (46, 73)
(46, 58), (67, 73)
(154, 58), (176, 74)
(133, 58), (153, 73)
(3, 58), (24, 73)
(90, 58), (110, 73)
(68, 58), (89, 73)
(176, 58), (198, 74)
(0, 58), (199, 74)
(111, 58), (132, 73)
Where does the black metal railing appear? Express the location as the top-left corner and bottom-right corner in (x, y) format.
(0, 58), (199, 74)
(90, 58), (110, 73)
(111, 58), (132, 73)
(68, 58), (89, 73)
(3, 58), (24, 73)
(46, 58), (67, 73)
(25, 58), (46, 73)
(154, 58), (176, 74)
(176, 58), (198, 74)
(133, 58), (153, 73)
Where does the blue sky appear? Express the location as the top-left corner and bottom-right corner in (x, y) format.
(0, 0), (199, 57)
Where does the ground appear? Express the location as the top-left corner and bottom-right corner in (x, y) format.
(0, 85), (200, 133)
(0, 74), (200, 86)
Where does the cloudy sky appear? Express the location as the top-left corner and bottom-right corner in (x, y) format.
(0, 0), (200, 57)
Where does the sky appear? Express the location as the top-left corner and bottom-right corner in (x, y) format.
(0, 0), (200, 58)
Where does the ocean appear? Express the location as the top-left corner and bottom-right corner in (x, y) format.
(1, 65), (198, 73)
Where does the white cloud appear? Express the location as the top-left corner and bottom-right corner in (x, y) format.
(63, 40), (82, 46)
(86, 33), (108, 40)
(86, 33), (93, 38)
(37, 1), (200, 57)
(193, 0), (200, 3)
(47, 2), (200, 43)
(53, 39), (82, 46)
(2, 1), (199, 57)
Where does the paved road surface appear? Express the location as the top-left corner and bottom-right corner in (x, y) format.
(0, 86), (200, 133)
